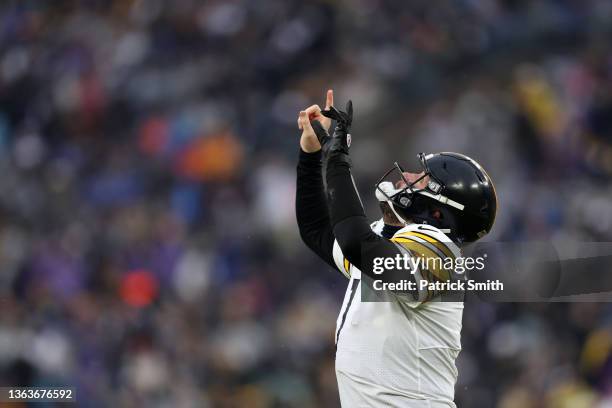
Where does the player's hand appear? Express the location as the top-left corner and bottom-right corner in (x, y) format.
(297, 90), (334, 153)
(322, 100), (353, 158)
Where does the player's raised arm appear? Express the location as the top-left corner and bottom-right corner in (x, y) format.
(295, 90), (341, 271)
(320, 101), (404, 275)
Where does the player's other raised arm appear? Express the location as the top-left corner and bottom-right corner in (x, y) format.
(295, 91), (340, 270)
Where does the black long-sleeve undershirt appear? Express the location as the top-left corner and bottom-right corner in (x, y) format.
(295, 149), (336, 269)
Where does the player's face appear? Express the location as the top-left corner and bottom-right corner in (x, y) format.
(396, 172), (429, 190)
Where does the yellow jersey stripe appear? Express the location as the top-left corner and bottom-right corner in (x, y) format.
(391, 237), (452, 282)
(395, 231), (455, 260)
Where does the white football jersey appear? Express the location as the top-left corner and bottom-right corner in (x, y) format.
(332, 220), (463, 408)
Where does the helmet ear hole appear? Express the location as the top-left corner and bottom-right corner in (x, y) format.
(431, 209), (442, 219)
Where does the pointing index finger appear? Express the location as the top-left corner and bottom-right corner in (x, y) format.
(325, 89), (334, 110)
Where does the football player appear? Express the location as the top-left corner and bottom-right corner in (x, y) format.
(296, 90), (497, 407)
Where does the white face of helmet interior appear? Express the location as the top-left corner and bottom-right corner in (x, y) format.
(375, 181), (402, 203)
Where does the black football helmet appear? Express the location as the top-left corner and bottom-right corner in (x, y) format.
(375, 152), (497, 243)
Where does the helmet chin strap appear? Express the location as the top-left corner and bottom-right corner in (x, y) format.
(376, 182), (408, 225)
(376, 181), (451, 234)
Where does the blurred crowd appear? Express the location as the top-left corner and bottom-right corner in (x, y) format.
(1, 0), (612, 407)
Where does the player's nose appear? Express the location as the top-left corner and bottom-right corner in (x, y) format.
(395, 172), (428, 189)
